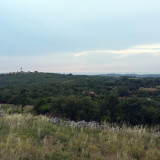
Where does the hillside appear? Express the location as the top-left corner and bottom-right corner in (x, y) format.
(0, 72), (160, 125)
(0, 114), (159, 160)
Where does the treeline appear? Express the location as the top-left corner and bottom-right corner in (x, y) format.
(0, 72), (160, 125)
(34, 95), (160, 125)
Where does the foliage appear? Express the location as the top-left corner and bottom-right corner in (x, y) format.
(0, 72), (160, 125)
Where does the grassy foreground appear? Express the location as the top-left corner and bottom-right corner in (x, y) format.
(0, 114), (159, 160)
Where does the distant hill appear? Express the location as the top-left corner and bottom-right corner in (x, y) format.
(98, 73), (160, 77)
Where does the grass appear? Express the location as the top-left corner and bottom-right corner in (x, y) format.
(0, 114), (159, 160)
(0, 104), (34, 114)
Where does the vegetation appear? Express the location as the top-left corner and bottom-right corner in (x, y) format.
(0, 72), (160, 125)
(0, 73), (159, 159)
(0, 114), (159, 160)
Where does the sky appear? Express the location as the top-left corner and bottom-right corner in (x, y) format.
(0, 0), (160, 74)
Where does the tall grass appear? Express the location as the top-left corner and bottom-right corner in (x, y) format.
(0, 114), (159, 160)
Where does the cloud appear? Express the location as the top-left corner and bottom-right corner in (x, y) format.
(74, 43), (160, 58)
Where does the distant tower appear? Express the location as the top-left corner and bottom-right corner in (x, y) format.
(20, 67), (23, 72)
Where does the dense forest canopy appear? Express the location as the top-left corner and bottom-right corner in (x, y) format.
(0, 72), (160, 125)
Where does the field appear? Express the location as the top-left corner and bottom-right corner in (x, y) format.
(0, 73), (160, 159)
(0, 114), (159, 160)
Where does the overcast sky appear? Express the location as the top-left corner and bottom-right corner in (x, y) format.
(0, 0), (160, 74)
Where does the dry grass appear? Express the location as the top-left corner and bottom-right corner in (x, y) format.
(0, 114), (159, 160)
(0, 104), (34, 114)
(139, 87), (159, 92)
